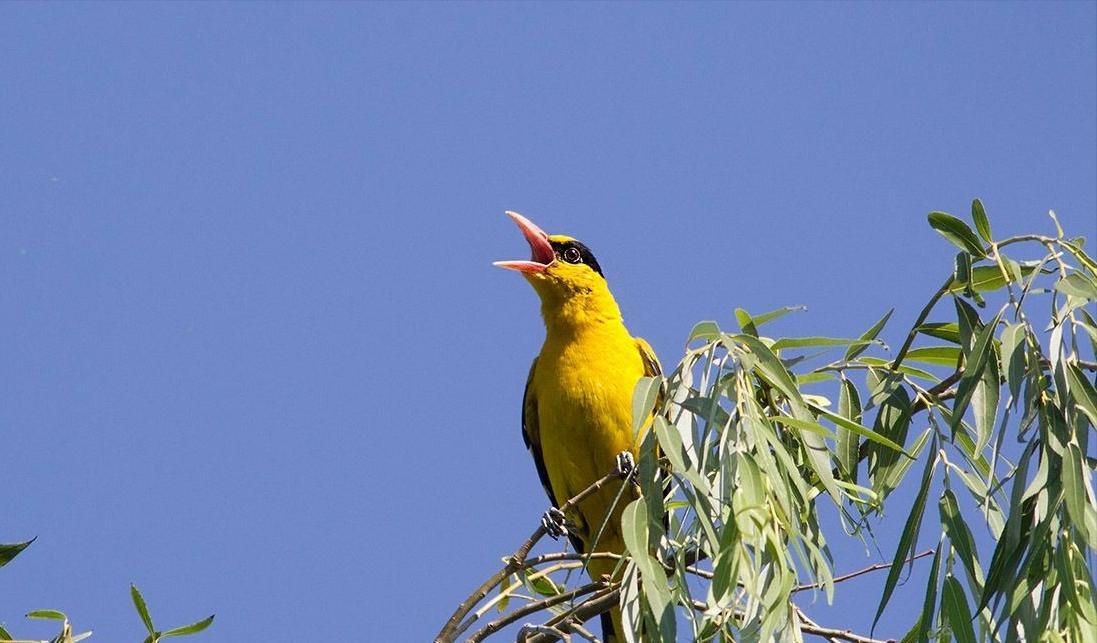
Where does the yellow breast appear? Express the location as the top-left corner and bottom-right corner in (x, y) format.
(532, 324), (645, 546)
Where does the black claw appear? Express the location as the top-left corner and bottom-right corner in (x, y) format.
(615, 451), (636, 477)
(541, 507), (568, 540)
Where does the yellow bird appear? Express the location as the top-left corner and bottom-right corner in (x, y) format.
(495, 211), (660, 642)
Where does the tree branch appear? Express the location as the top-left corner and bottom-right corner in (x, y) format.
(468, 580), (609, 643)
(792, 549), (934, 593)
(796, 606), (896, 643)
(435, 468), (630, 643)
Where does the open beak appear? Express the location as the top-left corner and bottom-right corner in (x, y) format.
(493, 211), (555, 274)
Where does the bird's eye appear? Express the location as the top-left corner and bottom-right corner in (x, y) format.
(562, 247), (582, 264)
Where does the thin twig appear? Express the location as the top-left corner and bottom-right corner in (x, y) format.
(796, 606), (896, 643)
(525, 586), (621, 643)
(435, 469), (628, 643)
(468, 581), (609, 643)
(792, 549), (935, 593)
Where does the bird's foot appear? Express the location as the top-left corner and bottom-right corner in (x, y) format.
(615, 451), (636, 478)
(541, 507), (569, 540)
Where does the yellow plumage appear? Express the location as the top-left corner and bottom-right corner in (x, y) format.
(497, 214), (659, 643)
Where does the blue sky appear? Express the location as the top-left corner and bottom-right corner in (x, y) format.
(1, 3), (1094, 641)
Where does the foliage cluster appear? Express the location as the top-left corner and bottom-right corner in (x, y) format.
(438, 200), (1097, 643)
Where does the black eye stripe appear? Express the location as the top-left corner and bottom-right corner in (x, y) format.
(549, 239), (604, 278)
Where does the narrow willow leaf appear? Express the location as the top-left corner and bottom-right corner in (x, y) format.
(918, 322), (961, 344)
(796, 372), (836, 386)
(915, 541), (944, 643)
(905, 346), (961, 366)
(734, 308), (758, 337)
(1056, 273), (1097, 300)
(971, 199), (992, 243)
(955, 251), (972, 295)
(688, 320), (721, 342)
(813, 405), (907, 455)
(928, 211), (987, 258)
(770, 415), (836, 439)
(951, 312), (1001, 435)
(621, 500), (674, 642)
(653, 416), (694, 480)
(632, 376), (661, 438)
(940, 489), (984, 594)
(947, 265), (1038, 294)
(977, 440), (1037, 614)
(751, 305), (807, 328)
(953, 297), (981, 349)
(837, 378), (862, 479)
(26, 610), (66, 620)
(1066, 363), (1097, 427)
(523, 568), (562, 597)
(679, 396), (730, 432)
(872, 445), (937, 632)
(1063, 441), (1097, 549)
(163, 615), (214, 638)
(0, 538), (35, 568)
(732, 334), (803, 405)
(1000, 323), (1027, 407)
(772, 336), (882, 350)
(131, 584), (155, 634)
(845, 308), (894, 361)
(971, 340), (1000, 454)
(942, 576), (977, 643)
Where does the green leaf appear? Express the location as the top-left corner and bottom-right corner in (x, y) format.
(939, 489), (984, 594)
(971, 199), (992, 243)
(0, 538), (35, 568)
(872, 444), (937, 632)
(734, 308), (758, 337)
(1000, 322), (1027, 407)
(621, 500), (674, 642)
(688, 320), (721, 342)
(163, 615), (214, 638)
(26, 610), (66, 620)
(970, 338), (999, 455)
(631, 376), (662, 438)
(523, 568), (563, 597)
(928, 211), (987, 258)
(947, 265), (1037, 294)
(918, 322), (961, 344)
(905, 346), (961, 367)
(131, 584), (156, 634)
(1056, 273), (1097, 301)
(0, 624), (10, 640)
(915, 541), (944, 643)
(813, 405), (908, 455)
(845, 308), (894, 361)
(941, 576), (977, 643)
(950, 312), (1001, 436)
(836, 378), (862, 479)
(770, 415), (836, 439)
(771, 336), (882, 351)
(1066, 362), (1097, 427)
(1063, 441), (1097, 549)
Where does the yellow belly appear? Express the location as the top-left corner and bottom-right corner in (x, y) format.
(533, 329), (645, 562)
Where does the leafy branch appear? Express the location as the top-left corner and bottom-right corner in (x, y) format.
(439, 198), (1096, 642)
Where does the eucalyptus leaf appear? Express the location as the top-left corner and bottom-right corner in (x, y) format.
(928, 211), (987, 258)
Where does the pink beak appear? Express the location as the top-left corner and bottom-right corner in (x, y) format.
(493, 211), (555, 274)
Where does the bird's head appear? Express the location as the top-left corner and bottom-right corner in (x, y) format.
(494, 211), (617, 322)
